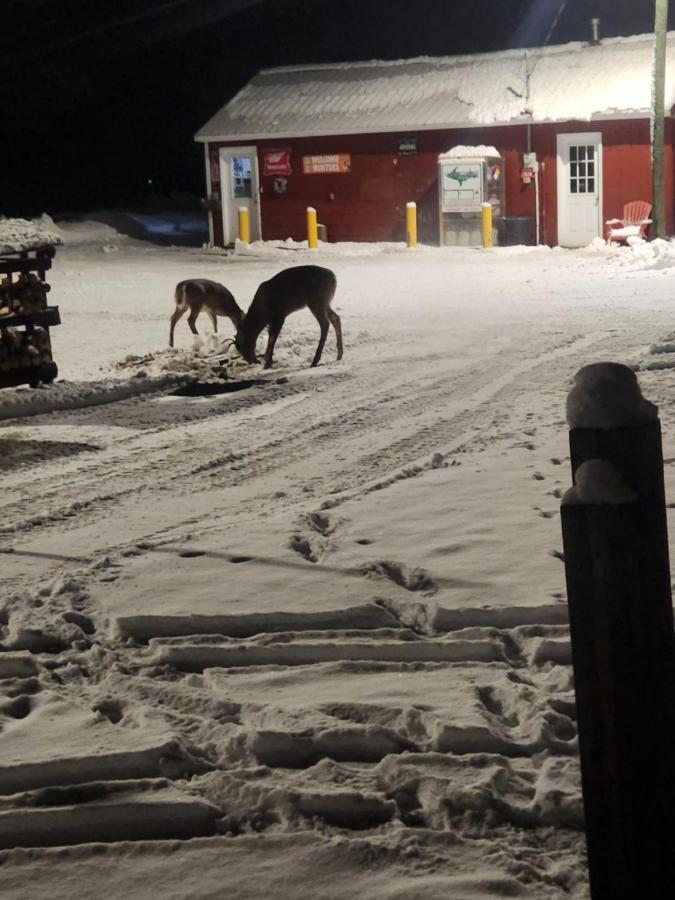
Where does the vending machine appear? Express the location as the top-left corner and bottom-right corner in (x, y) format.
(438, 147), (505, 246)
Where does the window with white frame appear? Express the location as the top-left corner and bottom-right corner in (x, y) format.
(569, 144), (596, 194)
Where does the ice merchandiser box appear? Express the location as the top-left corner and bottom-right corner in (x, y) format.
(438, 146), (505, 246)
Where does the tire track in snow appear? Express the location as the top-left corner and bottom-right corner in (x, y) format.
(0, 329), (616, 540)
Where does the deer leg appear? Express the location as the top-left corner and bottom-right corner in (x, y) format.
(169, 306), (186, 347)
(263, 318), (284, 368)
(187, 309), (200, 336)
(310, 311), (330, 367)
(326, 308), (343, 360)
(207, 309), (218, 333)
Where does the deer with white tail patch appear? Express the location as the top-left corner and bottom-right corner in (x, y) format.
(235, 265), (342, 368)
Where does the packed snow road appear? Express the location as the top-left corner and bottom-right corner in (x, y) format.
(0, 230), (670, 573)
(2, 223), (675, 898)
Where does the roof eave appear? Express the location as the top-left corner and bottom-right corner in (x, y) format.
(194, 109), (658, 144)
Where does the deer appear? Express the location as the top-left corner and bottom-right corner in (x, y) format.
(234, 265), (342, 368)
(169, 279), (244, 348)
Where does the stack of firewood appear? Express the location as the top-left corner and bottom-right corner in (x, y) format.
(0, 272), (48, 316)
(0, 326), (52, 373)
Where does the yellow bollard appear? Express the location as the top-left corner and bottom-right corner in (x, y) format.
(406, 202), (417, 248)
(238, 207), (250, 243)
(481, 202), (493, 248)
(306, 207), (318, 249)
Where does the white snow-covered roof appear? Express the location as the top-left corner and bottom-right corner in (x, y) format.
(196, 32), (675, 142)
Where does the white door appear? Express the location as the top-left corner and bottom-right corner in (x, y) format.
(219, 147), (261, 244)
(556, 132), (602, 247)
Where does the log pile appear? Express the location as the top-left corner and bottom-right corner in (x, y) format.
(0, 243), (61, 389)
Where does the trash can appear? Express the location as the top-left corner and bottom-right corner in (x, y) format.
(502, 216), (533, 246)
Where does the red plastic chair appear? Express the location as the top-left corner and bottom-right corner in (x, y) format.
(605, 201), (652, 243)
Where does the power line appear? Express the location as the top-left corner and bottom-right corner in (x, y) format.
(542, 0), (571, 46)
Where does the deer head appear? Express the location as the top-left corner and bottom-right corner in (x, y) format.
(234, 323), (259, 363)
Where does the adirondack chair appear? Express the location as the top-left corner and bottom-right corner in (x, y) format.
(605, 201), (652, 243)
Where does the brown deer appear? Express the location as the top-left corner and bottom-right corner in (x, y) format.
(235, 265), (342, 368)
(169, 279), (244, 348)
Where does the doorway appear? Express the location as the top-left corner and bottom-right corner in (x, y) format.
(556, 132), (603, 247)
(219, 147), (261, 244)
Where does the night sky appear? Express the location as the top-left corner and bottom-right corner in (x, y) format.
(2, 0), (667, 217)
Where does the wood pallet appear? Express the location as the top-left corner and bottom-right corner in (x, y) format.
(0, 245), (61, 390)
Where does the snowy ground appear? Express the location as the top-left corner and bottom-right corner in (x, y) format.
(2, 220), (675, 898)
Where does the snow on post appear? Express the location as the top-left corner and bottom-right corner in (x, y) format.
(566, 361), (658, 429)
(561, 459), (637, 506)
(560, 361), (675, 900)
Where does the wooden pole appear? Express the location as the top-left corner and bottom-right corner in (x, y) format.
(561, 412), (675, 897)
(651, 0), (668, 238)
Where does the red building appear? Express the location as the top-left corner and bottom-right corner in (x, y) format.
(196, 32), (675, 248)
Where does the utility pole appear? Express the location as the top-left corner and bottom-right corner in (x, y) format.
(652, 0), (668, 238)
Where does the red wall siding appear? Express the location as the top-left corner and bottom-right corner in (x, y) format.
(518, 119), (675, 244)
(208, 129), (534, 245)
(206, 118), (674, 246)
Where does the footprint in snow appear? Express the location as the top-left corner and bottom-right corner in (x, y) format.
(1, 695), (33, 719)
(289, 534), (318, 563)
(360, 560), (437, 595)
(306, 510), (335, 536)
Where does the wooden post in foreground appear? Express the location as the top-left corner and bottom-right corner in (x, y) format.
(561, 362), (675, 899)
(651, 0), (668, 238)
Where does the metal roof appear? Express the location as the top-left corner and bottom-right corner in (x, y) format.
(196, 32), (675, 142)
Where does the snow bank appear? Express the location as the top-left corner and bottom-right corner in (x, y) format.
(0, 373), (190, 421)
(566, 362), (658, 429)
(621, 236), (675, 270)
(581, 235), (675, 271)
(52, 217), (125, 245)
(0, 214), (128, 253)
(233, 238), (408, 257)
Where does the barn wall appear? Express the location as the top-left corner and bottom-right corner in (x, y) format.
(205, 117), (673, 246)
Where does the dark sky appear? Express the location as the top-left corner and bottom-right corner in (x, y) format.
(2, 0), (665, 216)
